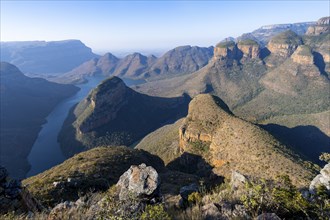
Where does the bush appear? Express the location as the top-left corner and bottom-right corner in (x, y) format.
(140, 204), (171, 220)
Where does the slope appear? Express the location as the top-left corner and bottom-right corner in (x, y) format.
(0, 62), (79, 178)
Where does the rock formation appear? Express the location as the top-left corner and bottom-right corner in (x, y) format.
(213, 41), (237, 60)
(267, 30), (302, 57)
(306, 16), (330, 35)
(291, 45), (314, 65)
(309, 163), (330, 194)
(116, 163), (160, 201)
(237, 39), (261, 59)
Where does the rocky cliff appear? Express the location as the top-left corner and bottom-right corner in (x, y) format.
(306, 16), (330, 36)
(237, 39), (260, 59)
(290, 45), (314, 65)
(267, 30), (302, 58)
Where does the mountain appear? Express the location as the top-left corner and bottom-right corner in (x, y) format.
(58, 77), (190, 157)
(237, 21), (315, 46)
(0, 62), (79, 178)
(143, 45), (214, 78)
(0, 40), (99, 75)
(137, 94), (315, 187)
(54, 45), (214, 84)
(135, 17), (330, 165)
(54, 53), (119, 84)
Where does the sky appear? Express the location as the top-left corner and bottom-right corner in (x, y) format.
(1, 0), (329, 55)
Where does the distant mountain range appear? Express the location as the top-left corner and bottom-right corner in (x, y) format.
(0, 40), (99, 75)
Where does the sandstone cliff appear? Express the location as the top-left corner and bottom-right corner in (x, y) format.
(267, 30), (302, 58)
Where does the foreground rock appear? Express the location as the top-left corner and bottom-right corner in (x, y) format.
(310, 163), (330, 194)
(117, 163), (160, 201)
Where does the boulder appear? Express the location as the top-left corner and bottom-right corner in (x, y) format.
(230, 171), (247, 190)
(310, 163), (330, 194)
(116, 163), (160, 201)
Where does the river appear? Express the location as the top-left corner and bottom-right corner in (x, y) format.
(27, 76), (145, 177)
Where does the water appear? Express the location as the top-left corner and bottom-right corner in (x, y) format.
(27, 76), (145, 177)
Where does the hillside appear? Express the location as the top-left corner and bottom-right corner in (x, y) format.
(59, 77), (190, 157)
(138, 94), (315, 187)
(0, 40), (99, 76)
(143, 45), (213, 78)
(0, 62), (79, 178)
(135, 19), (330, 165)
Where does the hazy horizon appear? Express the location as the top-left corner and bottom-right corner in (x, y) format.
(1, 1), (329, 55)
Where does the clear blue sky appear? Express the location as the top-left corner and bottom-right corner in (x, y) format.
(1, 1), (329, 54)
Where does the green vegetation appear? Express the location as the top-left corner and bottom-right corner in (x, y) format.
(216, 40), (235, 48)
(270, 30), (302, 45)
(237, 39), (259, 46)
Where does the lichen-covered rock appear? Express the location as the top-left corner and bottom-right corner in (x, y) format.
(116, 163), (160, 201)
(306, 17), (330, 35)
(310, 163), (330, 194)
(230, 171), (247, 190)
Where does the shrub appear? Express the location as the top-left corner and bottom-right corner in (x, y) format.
(140, 204), (171, 220)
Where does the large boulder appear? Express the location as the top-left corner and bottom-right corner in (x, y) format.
(116, 163), (160, 201)
(310, 163), (330, 194)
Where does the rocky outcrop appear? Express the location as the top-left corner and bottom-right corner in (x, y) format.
(0, 166), (43, 214)
(237, 40), (261, 59)
(116, 163), (160, 201)
(230, 171), (247, 190)
(267, 30), (302, 57)
(214, 41), (237, 60)
(291, 45), (314, 65)
(309, 163), (330, 194)
(178, 94), (314, 187)
(306, 17), (330, 35)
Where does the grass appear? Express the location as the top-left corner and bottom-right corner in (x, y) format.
(237, 39), (259, 46)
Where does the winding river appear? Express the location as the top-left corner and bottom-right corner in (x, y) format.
(27, 77), (145, 177)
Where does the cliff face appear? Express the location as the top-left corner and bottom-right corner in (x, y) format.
(267, 30), (302, 58)
(306, 17), (330, 36)
(178, 94), (314, 187)
(213, 40), (260, 61)
(237, 42), (260, 59)
(291, 45), (314, 65)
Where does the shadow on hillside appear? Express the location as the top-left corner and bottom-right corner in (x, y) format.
(166, 152), (224, 187)
(260, 124), (330, 166)
(260, 47), (271, 60)
(313, 52), (328, 78)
